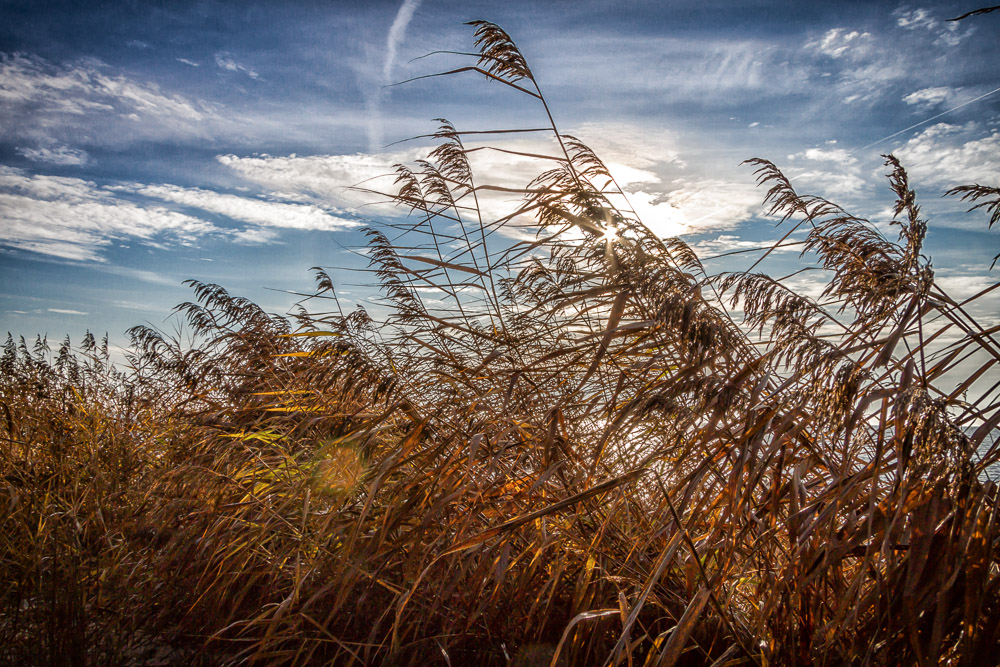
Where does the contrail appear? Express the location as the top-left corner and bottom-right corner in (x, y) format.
(367, 0), (422, 152)
(859, 85), (1000, 151)
(383, 0), (422, 84)
(689, 84), (1000, 230)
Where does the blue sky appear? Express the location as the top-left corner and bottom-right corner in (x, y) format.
(1, 0), (998, 360)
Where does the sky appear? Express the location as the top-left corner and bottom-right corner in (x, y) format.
(1, 0), (998, 365)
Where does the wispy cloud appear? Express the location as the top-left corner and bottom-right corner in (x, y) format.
(216, 150), (421, 211)
(126, 183), (359, 231)
(800, 11), (975, 108)
(547, 36), (805, 100)
(787, 145), (857, 166)
(365, 0), (422, 151)
(47, 308), (88, 315)
(16, 145), (90, 166)
(692, 234), (801, 258)
(97, 265), (178, 287)
(894, 6), (971, 46)
(810, 28), (872, 59)
(0, 53), (217, 147)
(895, 8), (937, 30)
(0, 167), (216, 261)
(383, 0), (422, 83)
(0, 163), (364, 261)
(0, 53), (208, 120)
(231, 227), (280, 245)
(215, 52), (260, 80)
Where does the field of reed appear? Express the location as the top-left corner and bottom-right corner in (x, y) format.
(3, 20), (1000, 666)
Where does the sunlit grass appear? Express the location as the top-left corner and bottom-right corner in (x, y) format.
(3, 19), (1000, 666)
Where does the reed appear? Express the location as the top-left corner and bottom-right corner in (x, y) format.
(2, 20), (999, 666)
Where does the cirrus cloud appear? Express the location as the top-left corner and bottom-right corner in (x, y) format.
(0, 52), (218, 146)
(126, 183), (359, 231)
(15, 145), (90, 166)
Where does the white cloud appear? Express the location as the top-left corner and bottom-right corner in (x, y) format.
(903, 86), (957, 109)
(47, 308), (88, 315)
(650, 178), (763, 236)
(216, 150), (422, 212)
(894, 123), (1000, 187)
(811, 29), (872, 59)
(98, 265), (178, 286)
(0, 167), (215, 261)
(835, 60), (908, 105)
(804, 27), (904, 105)
(935, 274), (1000, 302)
(0, 53), (216, 145)
(691, 234), (800, 258)
(932, 271), (1000, 341)
(894, 7), (971, 46)
(781, 146), (869, 199)
(802, 14), (971, 108)
(0, 52), (379, 151)
(127, 183), (359, 231)
(16, 145), (90, 166)
(231, 227), (280, 244)
(895, 8), (937, 30)
(569, 123), (686, 171)
(788, 147), (857, 166)
(214, 52), (260, 80)
(787, 168), (868, 199)
(541, 35), (809, 104)
(0, 53), (207, 120)
(0, 166), (358, 261)
(783, 273), (829, 302)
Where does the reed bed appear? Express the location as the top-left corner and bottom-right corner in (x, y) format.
(3, 20), (1000, 666)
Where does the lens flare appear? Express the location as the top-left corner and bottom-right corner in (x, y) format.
(311, 446), (363, 495)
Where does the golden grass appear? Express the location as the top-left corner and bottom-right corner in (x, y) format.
(3, 21), (1000, 666)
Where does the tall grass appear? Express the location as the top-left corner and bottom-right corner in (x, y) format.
(3, 20), (1000, 666)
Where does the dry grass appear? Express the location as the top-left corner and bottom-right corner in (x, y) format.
(3, 20), (1000, 666)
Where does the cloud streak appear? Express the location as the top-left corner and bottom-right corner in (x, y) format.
(0, 53), (209, 121)
(0, 166), (361, 262)
(215, 53), (260, 80)
(366, 0), (422, 151)
(0, 52), (218, 150)
(383, 0), (422, 83)
(16, 145), (90, 166)
(128, 183), (359, 231)
(0, 167), (214, 261)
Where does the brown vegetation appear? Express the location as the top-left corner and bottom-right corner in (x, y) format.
(2, 21), (1000, 666)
